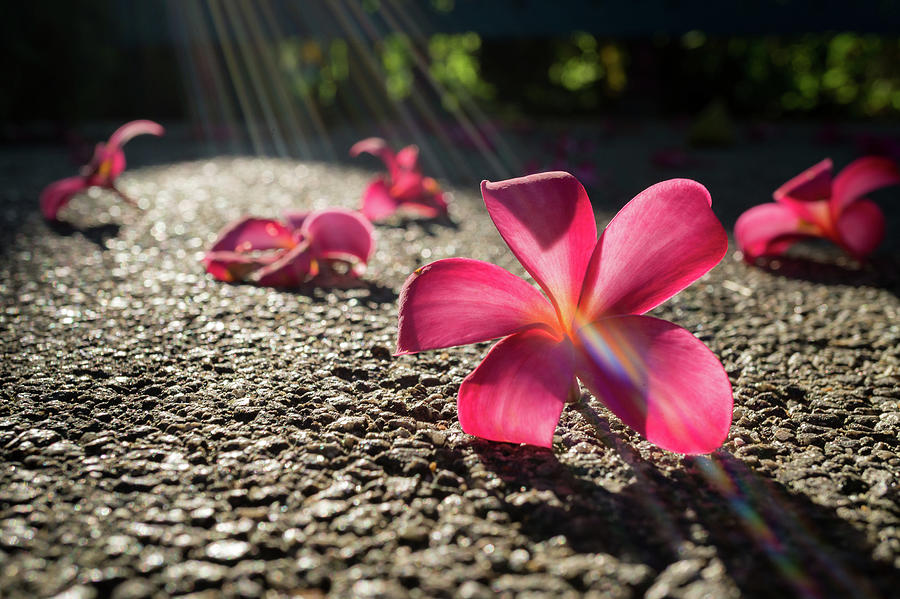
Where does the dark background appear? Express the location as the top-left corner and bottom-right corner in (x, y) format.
(3, 0), (900, 143)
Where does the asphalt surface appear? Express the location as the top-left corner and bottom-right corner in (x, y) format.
(1, 123), (899, 598)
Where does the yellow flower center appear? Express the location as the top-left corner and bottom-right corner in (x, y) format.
(97, 159), (112, 180)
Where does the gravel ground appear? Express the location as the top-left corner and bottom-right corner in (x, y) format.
(1, 123), (899, 598)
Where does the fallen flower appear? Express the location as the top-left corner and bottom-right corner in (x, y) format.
(203, 208), (374, 288)
(40, 120), (165, 221)
(735, 157), (900, 261)
(396, 171), (732, 454)
(350, 137), (448, 221)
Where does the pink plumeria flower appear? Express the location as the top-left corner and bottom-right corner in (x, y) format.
(40, 120), (165, 221)
(203, 208), (374, 288)
(735, 157), (900, 261)
(350, 137), (448, 221)
(396, 171), (733, 454)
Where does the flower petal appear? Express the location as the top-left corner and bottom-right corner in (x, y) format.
(481, 171), (597, 326)
(774, 158), (833, 204)
(734, 202), (812, 259)
(107, 148), (127, 179)
(394, 144), (420, 171)
(396, 258), (559, 355)
(397, 196), (447, 219)
(390, 170), (427, 202)
(301, 208), (374, 274)
(836, 199), (885, 259)
(39, 176), (89, 220)
(360, 178), (400, 221)
(202, 251), (280, 283)
(253, 242), (315, 287)
(831, 156), (900, 215)
(350, 137), (396, 171)
(458, 329), (575, 448)
(86, 144), (128, 184)
(208, 218), (296, 253)
(106, 120), (165, 152)
(577, 179), (727, 321)
(574, 315), (733, 454)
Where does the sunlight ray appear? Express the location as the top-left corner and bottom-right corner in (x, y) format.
(328, 0), (454, 182)
(166, 0), (215, 152)
(382, 0), (520, 178)
(221, 0), (289, 157)
(206, 0), (266, 155)
(239, 0), (313, 159)
(177, 0), (244, 154)
(266, 0), (340, 161)
(695, 455), (881, 599)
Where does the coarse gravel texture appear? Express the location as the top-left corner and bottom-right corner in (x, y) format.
(1, 123), (899, 599)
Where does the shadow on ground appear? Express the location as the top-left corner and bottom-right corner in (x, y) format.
(752, 251), (900, 296)
(473, 430), (893, 599)
(47, 220), (121, 248)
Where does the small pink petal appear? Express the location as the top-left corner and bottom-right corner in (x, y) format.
(396, 180), (447, 219)
(350, 137), (396, 171)
(360, 178), (400, 221)
(773, 158), (833, 205)
(578, 179), (727, 321)
(208, 218), (296, 253)
(394, 144), (420, 172)
(734, 202), (809, 260)
(301, 208), (374, 274)
(107, 148), (127, 180)
(831, 156), (900, 216)
(575, 315), (733, 454)
(390, 170), (427, 202)
(396, 258), (559, 355)
(397, 198), (445, 219)
(458, 328), (575, 448)
(39, 176), (89, 220)
(481, 172), (597, 327)
(106, 120), (165, 152)
(836, 199), (885, 259)
(253, 242), (315, 287)
(202, 250), (280, 283)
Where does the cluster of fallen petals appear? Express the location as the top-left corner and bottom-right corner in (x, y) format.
(736, 157), (900, 261)
(203, 208), (374, 288)
(350, 137), (448, 221)
(396, 171), (733, 454)
(40, 120), (165, 221)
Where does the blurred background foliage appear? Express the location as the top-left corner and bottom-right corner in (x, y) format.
(2, 0), (899, 142)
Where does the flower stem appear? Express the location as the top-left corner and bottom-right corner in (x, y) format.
(571, 394), (616, 449)
(111, 185), (140, 209)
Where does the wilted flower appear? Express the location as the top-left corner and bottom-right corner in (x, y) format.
(203, 208), (374, 288)
(350, 137), (448, 221)
(40, 120), (164, 221)
(736, 157), (900, 261)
